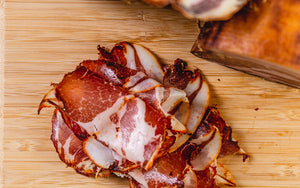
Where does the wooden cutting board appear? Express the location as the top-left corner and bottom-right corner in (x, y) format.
(2, 0), (300, 187)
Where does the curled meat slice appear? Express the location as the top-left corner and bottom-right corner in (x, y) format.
(190, 129), (222, 171)
(80, 59), (188, 133)
(42, 66), (178, 171)
(164, 59), (209, 152)
(204, 107), (249, 161)
(98, 42), (164, 83)
(39, 42), (247, 188)
(126, 100), (247, 187)
(96, 44), (209, 152)
(51, 109), (109, 177)
(126, 107), (222, 187)
(214, 162), (236, 187)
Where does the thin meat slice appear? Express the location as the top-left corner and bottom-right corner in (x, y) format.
(51, 109), (109, 177)
(39, 42), (247, 188)
(164, 59), (209, 134)
(214, 162), (236, 187)
(80, 59), (188, 134)
(195, 166), (218, 188)
(126, 106), (224, 188)
(190, 129), (222, 171)
(204, 107), (249, 161)
(128, 150), (188, 188)
(96, 43), (191, 134)
(164, 59), (209, 152)
(44, 66), (174, 171)
(99, 42), (164, 83)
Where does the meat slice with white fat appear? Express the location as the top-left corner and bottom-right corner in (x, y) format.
(80, 59), (188, 134)
(51, 109), (109, 177)
(163, 59), (210, 152)
(126, 106), (223, 188)
(99, 42), (164, 83)
(39, 42), (247, 188)
(96, 44), (210, 153)
(46, 66), (176, 171)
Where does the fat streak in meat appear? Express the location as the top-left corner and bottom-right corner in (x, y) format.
(39, 41), (248, 188)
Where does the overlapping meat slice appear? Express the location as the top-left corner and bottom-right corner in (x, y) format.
(124, 107), (219, 187)
(80, 59), (188, 128)
(95, 43), (209, 152)
(41, 66), (176, 171)
(126, 103), (247, 188)
(163, 59), (210, 152)
(88, 42), (188, 120)
(39, 42), (247, 188)
(51, 109), (109, 177)
(98, 41), (164, 83)
(203, 107), (249, 161)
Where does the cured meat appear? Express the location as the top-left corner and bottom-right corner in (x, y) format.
(163, 59), (209, 152)
(95, 44), (209, 152)
(39, 41), (247, 188)
(126, 101), (246, 188)
(51, 109), (110, 177)
(80, 59), (188, 124)
(50, 66), (173, 171)
(135, 0), (249, 21)
(203, 107), (249, 161)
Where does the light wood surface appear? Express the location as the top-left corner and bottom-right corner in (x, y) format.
(3, 0), (300, 187)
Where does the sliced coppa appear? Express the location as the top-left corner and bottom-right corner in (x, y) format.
(126, 107), (222, 188)
(203, 107), (249, 161)
(80, 59), (188, 128)
(52, 66), (173, 171)
(126, 99), (249, 188)
(51, 109), (109, 177)
(103, 42), (165, 83)
(39, 42), (247, 188)
(96, 43), (210, 152)
(163, 59), (210, 152)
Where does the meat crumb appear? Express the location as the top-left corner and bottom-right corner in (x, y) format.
(254, 107), (259, 111)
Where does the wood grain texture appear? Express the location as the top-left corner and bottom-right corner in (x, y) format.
(3, 0), (300, 187)
(0, 0), (4, 186)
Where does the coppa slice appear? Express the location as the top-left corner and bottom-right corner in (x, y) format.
(97, 42), (190, 120)
(94, 44), (211, 155)
(163, 59), (210, 152)
(39, 42), (247, 187)
(51, 109), (109, 177)
(95, 43), (209, 152)
(44, 66), (173, 171)
(126, 103), (247, 188)
(98, 42), (164, 83)
(80, 59), (188, 128)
